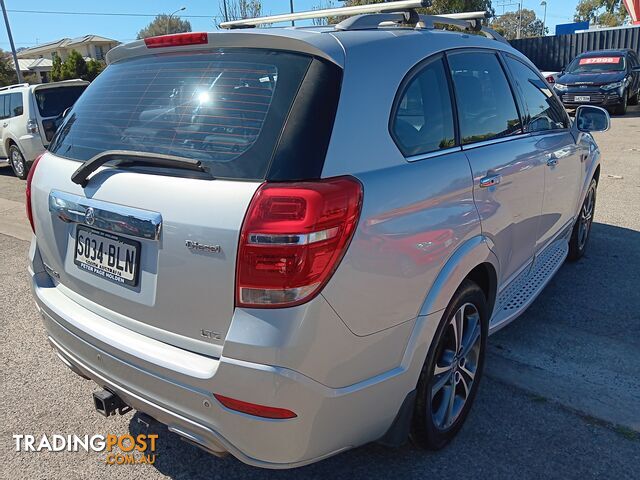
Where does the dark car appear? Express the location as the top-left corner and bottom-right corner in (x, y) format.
(554, 49), (640, 115)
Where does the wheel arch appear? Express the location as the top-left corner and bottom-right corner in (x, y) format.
(418, 235), (499, 318)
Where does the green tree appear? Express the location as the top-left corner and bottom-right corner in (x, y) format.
(574, 0), (629, 27)
(61, 50), (88, 80)
(0, 49), (18, 87)
(137, 14), (192, 38)
(51, 55), (63, 81)
(222, 0), (263, 21)
(84, 59), (105, 81)
(491, 9), (547, 40)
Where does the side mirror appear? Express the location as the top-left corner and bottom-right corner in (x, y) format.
(573, 105), (610, 134)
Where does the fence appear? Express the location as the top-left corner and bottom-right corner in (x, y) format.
(510, 26), (640, 71)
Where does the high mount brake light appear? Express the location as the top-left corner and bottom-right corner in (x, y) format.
(144, 32), (208, 48)
(26, 153), (44, 234)
(236, 177), (363, 308)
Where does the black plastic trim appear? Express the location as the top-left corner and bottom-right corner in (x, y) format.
(266, 58), (343, 181)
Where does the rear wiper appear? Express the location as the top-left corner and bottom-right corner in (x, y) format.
(71, 150), (210, 187)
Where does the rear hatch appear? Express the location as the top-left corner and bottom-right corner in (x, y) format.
(31, 44), (320, 355)
(32, 82), (88, 146)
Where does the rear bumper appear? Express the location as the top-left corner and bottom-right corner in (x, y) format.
(18, 134), (46, 162)
(30, 242), (427, 468)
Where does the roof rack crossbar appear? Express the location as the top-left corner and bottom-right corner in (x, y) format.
(219, 0), (431, 29)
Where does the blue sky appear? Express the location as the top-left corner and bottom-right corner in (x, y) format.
(1, 0), (580, 49)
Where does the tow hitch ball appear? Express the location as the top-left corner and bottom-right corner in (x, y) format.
(93, 389), (132, 417)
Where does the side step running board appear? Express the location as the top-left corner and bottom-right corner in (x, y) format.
(489, 240), (568, 334)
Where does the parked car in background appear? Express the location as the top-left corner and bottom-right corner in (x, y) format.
(0, 80), (88, 179)
(27, 2), (611, 469)
(541, 71), (560, 84)
(554, 49), (640, 115)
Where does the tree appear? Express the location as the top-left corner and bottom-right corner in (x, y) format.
(137, 14), (191, 39)
(221, 0), (262, 21)
(85, 59), (105, 81)
(51, 55), (63, 82)
(574, 0), (629, 27)
(61, 50), (88, 80)
(491, 9), (547, 40)
(0, 49), (18, 87)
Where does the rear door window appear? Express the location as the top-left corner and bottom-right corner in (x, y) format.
(50, 50), (311, 180)
(34, 85), (87, 118)
(448, 51), (522, 145)
(9, 93), (23, 117)
(391, 56), (456, 157)
(504, 56), (569, 132)
(0, 95), (8, 119)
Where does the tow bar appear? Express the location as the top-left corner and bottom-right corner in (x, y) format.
(93, 389), (132, 417)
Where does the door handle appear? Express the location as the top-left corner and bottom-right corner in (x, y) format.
(546, 154), (558, 167)
(2, 123), (7, 128)
(479, 174), (501, 188)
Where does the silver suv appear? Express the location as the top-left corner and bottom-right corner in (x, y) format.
(28, 1), (610, 469)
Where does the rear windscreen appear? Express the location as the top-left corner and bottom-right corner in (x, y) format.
(49, 50), (312, 180)
(35, 85), (86, 118)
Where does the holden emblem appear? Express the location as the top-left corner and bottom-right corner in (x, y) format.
(84, 207), (96, 226)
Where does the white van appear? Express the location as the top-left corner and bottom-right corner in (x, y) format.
(0, 79), (88, 178)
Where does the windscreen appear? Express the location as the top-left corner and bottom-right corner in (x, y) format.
(567, 56), (625, 73)
(49, 50), (311, 180)
(35, 85), (87, 118)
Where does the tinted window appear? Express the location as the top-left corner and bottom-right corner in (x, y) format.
(567, 56), (625, 73)
(9, 93), (23, 117)
(35, 85), (87, 117)
(392, 57), (456, 156)
(50, 50), (311, 180)
(505, 57), (569, 132)
(448, 52), (521, 145)
(0, 95), (8, 119)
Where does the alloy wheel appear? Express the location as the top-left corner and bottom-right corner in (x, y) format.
(11, 148), (25, 178)
(430, 302), (482, 430)
(578, 186), (595, 250)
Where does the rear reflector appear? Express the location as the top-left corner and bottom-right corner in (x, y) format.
(213, 394), (297, 419)
(26, 153), (44, 234)
(236, 176), (363, 308)
(144, 32), (208, 48)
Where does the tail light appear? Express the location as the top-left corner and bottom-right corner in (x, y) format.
(26, 118), (39, 134)
(546, 75), (555, 84)
(26, 153), (44, 234)
(236, 176), (363, 308)
(213, 394), (297, 419)
(144, 32), (208, 48)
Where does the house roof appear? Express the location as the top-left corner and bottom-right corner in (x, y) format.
(11, 57), (53, 72)
(17, 35), (119, 58)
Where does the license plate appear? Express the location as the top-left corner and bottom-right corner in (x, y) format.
(74, 225), (140, 287)
(575, 95), (591, 102)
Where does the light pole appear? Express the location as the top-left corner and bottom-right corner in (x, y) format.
(167, 6), (186, 35)
(516, 0), (523, 39)
(222, 0), (229, 22)
(1, 0), (23, 83)
(290, 0), (295, 26)
(540, 1), (547, 36)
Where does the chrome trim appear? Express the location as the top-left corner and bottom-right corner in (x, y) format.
(49, 190), (162, 240)
(405, 146), (462, 163)
(248, 227), (339, 246)
(461, 133), (530, 151)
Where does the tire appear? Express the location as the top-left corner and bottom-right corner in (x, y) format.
(629, 89), (639, 106)
(8, 144), (29, 180)
(411, 279), (488, 450)
(568, 178), (597, 262)
(614, 91), (628, 115)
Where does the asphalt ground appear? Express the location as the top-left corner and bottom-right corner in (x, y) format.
(1, 106), (639, 479)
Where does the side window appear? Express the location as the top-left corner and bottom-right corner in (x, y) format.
(9, 93), (23, 117)
(391, 57), (456, 157)
(448, 52), (522, 145)
(505, 56), (569, 132)
(0, 95), (8, 119)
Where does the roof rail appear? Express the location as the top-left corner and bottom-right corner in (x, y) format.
(219, 0), (431, 29)
(417, 13), (508, 44)
(0, 83), (29, 91)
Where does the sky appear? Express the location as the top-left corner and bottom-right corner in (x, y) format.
(1, 0), (581, 51)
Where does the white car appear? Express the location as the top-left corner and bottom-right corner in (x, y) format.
(0, 80), (88, 179)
